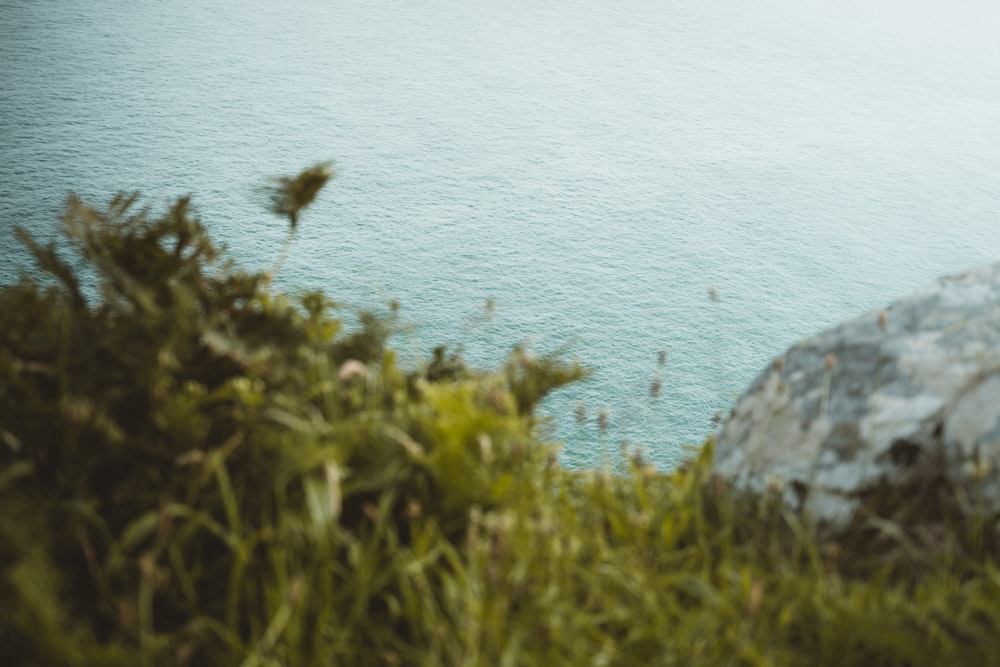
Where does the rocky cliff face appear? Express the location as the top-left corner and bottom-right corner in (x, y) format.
(713, 263), (1000, 529)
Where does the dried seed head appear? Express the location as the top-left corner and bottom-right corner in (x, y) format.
(658, 350), (668, 366)
(175, 449), (205, 466)
(708, 287), (719, 302)
(289, 575), (305, 603)
(825, 353), (837, 371)
(630, 447), (647, 468)
(139, 553), (156, 577)
(492, 516), (513, 557)
(478, 433), (493, 463)
(650, 378), (662, 397)
(765, 472), (785, 494)
(63, 397), (93, 424)
(262, 162), (334, 230)
(597, 409), (609, 432)
(338, 359), (367, 380)
(965, 459), (992, 480)
(0, 429), (21, 453)
(491, 389), (509, 415)
(748, 580), (764, 615)
(772, 356), (785, 372)
(157, 504), (174, 540)
(574, 403), (587, 424)
(878, 310), (888, 331)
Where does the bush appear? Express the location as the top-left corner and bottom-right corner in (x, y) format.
(2, 169), (999, 666)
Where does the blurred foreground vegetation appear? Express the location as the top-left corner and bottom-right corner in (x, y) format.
(2, 172), (999, 666)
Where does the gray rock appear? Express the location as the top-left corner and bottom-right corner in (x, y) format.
(713, 263), (1000, 528)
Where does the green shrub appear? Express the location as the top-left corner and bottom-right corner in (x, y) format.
(2, 168), (998, 666)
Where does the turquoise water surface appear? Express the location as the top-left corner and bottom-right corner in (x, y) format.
(2, 0), (999, 468)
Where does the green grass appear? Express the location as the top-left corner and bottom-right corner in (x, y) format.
(2, 171), (999, 666)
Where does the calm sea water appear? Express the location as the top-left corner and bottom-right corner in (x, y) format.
(2, 0), (999, 468)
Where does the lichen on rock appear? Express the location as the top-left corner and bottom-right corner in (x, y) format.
(714, 263), (1000, 531)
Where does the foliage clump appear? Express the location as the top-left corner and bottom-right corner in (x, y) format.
(2, 172), (999, 666)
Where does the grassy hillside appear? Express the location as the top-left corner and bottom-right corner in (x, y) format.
(1, 170), (998, 666)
